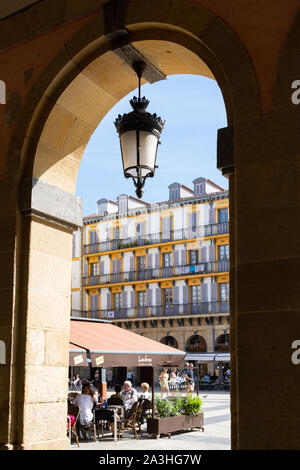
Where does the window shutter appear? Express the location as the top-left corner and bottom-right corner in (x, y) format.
(99, 261), (104, 275)
(140, 221), (146, 236)
(188, 213), (193, 237)
(182, 285), (189, 304)
(201, 246), (207, 262)
(122, 224), (128, 239)
(147, 253), (153, 269)
(209, 209), (215, 225)
(156, 288), (161, 306)
(180, 250), (186, 266)
(155, 252), (160, 268)
(84, 259), (88, 276)
(211, 283), (218, 302)
(117, 259), (122, 273)
(162, 217), (171, 239)
(208, 246), (215, 261)
(130, 290), (135, 307)
(201, 284), (208, 301)
(173, 286), (179, 304)
(130, 255), (135, 271)
(122, 291), (127, 308)
(107, 292), (111, 310)
(147, 289), (152, 306)
(89, 295), (94, 311)
(173, 250), (179, 266)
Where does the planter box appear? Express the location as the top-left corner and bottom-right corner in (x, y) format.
(147, 413), (204, 437)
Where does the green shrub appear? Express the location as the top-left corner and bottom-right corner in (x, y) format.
(154, 395), (202, 418)
(154, 395), (180, 418)
(181, 395), (202, 415)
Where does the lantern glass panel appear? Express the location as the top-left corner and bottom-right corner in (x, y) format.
(120, 130), (137, 176)
(120, 130), (159, 178)
(139, 131), (158, 175)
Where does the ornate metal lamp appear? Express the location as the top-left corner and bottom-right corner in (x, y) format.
(114, 61), (165, 198)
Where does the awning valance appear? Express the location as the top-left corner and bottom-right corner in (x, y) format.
(69, 319), (185, 368)
(185, 352), (230, 363)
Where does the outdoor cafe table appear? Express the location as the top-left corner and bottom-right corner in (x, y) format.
(95, 404), (122, 443)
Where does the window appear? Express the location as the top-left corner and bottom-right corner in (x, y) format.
(191, 285), (201, 304)
(189, 250), (198, 265)
(163, 252), (172, 267)
(218, 208), (228, 223)
(192, 212), (197, 231)
(163, 288), (173, 308)
(113, 226), (120, 240)
(119, 197), (128, 211)
(90, 262), (99, 276)
(137, 256), (146, 271)
(195, 183), (204, 195)
(170, 188), (179, 200)
(113, 293), (121, 311)
(137, 256), (146, 280)
(219, 283), (229, 301)
(137, 291), (147, 307)
(136, 221), (146, 237)
(218, 244), (229, 260)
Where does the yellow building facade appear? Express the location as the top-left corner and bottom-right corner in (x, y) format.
(72, 178), (230, 369)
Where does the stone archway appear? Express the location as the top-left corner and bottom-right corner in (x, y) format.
(0, 0), (262, 450)
(160, 335), (179, 349)
(186, 334), (207, 353)
(215, 333), (230, 353)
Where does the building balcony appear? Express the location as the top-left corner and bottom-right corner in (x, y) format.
(83, 259), (229, 287)
(71, 301), (230, 320)
(83, 222), (229, 255)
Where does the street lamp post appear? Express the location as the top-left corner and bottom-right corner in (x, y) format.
(114, 61), (165, 198)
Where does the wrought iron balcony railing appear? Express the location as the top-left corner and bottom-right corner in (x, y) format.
(83, 259), (229, 287)
(70, 301), (230, 320)
(84, 222), (229, 255)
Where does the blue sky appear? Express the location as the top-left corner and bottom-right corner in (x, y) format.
(75, 74), (228, 216)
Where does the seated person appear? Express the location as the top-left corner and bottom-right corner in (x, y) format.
(107, 384), (124, 406)
(203, 374), (211, 383)
(121, 380), (138, 417)
(74, 383), (97, 428)
(95, 396), (117, 435)
(138, 382), (151, 401)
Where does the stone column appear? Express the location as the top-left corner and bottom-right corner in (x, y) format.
(234, 109), (300, 449)
(1, 179), (82, 450)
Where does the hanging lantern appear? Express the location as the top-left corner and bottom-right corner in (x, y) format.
(114, 61), (165, 198)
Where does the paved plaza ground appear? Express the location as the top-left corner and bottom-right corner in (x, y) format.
(70, 390), (230, 451)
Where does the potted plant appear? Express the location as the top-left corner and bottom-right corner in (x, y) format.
(147, 395), (204, 438)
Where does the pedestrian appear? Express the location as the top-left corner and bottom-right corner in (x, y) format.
(106, 368), (113, 388)
(158, 368), (169, 398)
(168, 371), (178, 396)
(178, 363), (189, 396)
(186, 363), (195, 396)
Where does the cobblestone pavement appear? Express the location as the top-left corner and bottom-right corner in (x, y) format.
(70, 391), (230, 451)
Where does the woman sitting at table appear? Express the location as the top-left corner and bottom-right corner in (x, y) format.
(74, 383), (97, 428)
(138, 382), (151, 401)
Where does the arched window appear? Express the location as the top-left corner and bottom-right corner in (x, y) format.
(186, 335), (207, 353)
(160, 335), (178, 349)
(215, 334), (230, 352)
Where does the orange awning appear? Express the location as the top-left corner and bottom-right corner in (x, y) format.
(69, 319), (185, 368)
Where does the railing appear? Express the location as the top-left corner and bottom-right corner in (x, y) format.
(83, 259), (229, 286)
(84, 222), (229, 254)
(70, 302), (230, 320)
